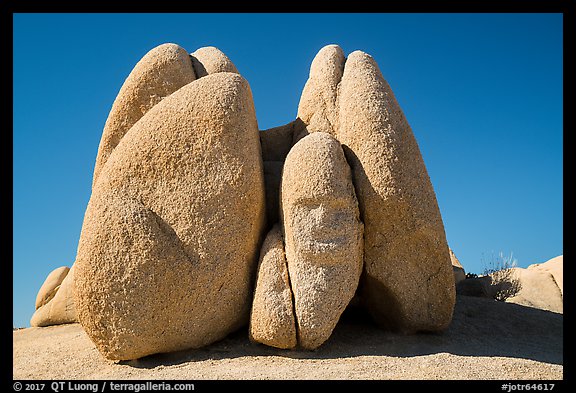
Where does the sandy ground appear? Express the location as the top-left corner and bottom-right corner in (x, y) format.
(13, 295), (562, 380)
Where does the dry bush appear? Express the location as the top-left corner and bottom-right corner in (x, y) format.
(482, 251), (522, 301)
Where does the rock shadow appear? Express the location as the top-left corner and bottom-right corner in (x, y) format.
(122, 295), (562, 369)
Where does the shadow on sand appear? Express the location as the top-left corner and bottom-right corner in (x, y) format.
(121, 295), (562, 369)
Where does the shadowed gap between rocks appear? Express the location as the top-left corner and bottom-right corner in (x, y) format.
(189, 55), (206, 79)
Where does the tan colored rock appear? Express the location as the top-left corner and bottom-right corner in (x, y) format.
(31, 265), (77, 327)
(528, 255), (563, 296)
(294, 45), (345, 143)
(34, 266), (69, 310)
(457, 257), (563, 314)
(450, 248), (466, 284)
(190, 46), (239, 78)
(502, 267), (563, 313)
(281, 132), (363, 349)
(249, 225), (297, 349)
(92, 43), (196, 187)
(75, 71), (266, 360)
(337, 49), (455, 333)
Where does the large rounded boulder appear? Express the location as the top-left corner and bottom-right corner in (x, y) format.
(75, 67), (266, 360)
(31, 265), (77, 327)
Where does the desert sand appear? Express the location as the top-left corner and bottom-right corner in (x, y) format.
(13, 295), (562, 380)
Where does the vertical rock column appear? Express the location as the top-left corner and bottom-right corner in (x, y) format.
(337, 50), (455, 332)
(281, 132), (364, 349)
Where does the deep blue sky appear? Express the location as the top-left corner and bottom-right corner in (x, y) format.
(13, 13), (563, 328)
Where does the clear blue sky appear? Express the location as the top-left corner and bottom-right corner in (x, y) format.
(13, 13), (563, 328)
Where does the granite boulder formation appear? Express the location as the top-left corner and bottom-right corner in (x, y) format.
(74, 45), (266, 360)
(31, 265), (77, 327)
(293, 45), (455, 333)
(34, 43), (459, 359)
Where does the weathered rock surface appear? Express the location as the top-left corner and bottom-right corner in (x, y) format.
(249, 225), (297, 349)
(528, 255), (563, 296)
(337, 49), (455, 333)
(190, 46), (239, 78)
(294, 45), (345, 143)
(450, 248), (466, 284)
(75, 71), (266, 360)
(281, 132), (363, 349)
(31, 265), (77, 327)
(291, 44), (455, 333)
(92, 43), (196, 187)
(504, 267), (563, 313)
(34, 266), (69, 310)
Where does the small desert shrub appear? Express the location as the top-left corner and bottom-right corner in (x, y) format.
(481, 251), (522, 301)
